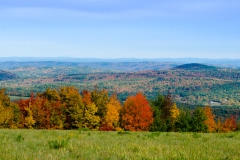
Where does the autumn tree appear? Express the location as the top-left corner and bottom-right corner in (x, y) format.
(169, 103), (180, 125)
(48, 100), (66, 129)
(60, 86), (84, 129)
(79, 90), (100, 129)
(0, 103), (14, 128)
(39, 88), (60, 101)
(100, 94), (122, 130)
(203, 106), (216, 132)
(0, 88), (19, 128)
(30, 96), (50, 129)
(91, 87), (109, 119)
(221, 116), (237, 132)
(24, 103), (36, 129)
(39, 88), (65, 129)
(162, 91), (173, 120)
(82, 90), (92, 105)
(121, 92), (153, 131)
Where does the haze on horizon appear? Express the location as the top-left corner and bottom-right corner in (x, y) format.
(0, 0), (240, 59)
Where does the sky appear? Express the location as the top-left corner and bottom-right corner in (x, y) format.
(0, 0), (240, 59)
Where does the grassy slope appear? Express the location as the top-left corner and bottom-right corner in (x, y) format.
(0, 129), (240, 160)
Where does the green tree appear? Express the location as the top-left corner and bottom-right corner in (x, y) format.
(191, 108), (208, 132)
(150, 93), (166, 131)
(91, 87), (109, 119)
(175, 109), (192, 132)
(60, 86), (84, 129)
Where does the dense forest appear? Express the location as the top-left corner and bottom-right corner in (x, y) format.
(0, 87), (238, 132)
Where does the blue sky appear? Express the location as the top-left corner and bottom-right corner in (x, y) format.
(0, 0), (240, 59)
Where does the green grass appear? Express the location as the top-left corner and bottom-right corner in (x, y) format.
(0, 129), (240, 159)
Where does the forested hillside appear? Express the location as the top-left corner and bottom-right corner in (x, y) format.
(0, 62), (240, 107)
(173, 63), (218, 70)
(0, 70), (18, 81)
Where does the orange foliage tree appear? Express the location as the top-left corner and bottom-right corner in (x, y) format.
(121, 92), (153, 131)
(203, 106), (216, 132)
(16, 92), (65, 129)
(221, 116), (237, 132)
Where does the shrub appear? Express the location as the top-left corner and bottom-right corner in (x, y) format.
(117, 131), (131, 135)
(192, 132), (201, 138)
(15, 134), (24, 142)
(48, 136), (70, 149)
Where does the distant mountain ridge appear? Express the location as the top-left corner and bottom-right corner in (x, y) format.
(0, 61), (180, 71)
(173, 63), (218, 71)
(1, 57), (240, 68)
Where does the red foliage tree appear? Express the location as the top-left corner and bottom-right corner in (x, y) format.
(121, 92), (153, 131)
(221, 115), (237, 132)
(82, 90), (92, 106)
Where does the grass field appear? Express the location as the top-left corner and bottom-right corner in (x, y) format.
(0, 129), (240, 160)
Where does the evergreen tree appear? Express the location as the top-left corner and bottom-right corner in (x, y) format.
(175, 109), (192, 132)
(191, 107), (208, 132)
(150, 93), (166, 131)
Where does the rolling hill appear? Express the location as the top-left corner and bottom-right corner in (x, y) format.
(0, 61), (180, 71)
(0, 70), (18, 81)
(172, 63), (218, 70)
(0, 62), (240, 106)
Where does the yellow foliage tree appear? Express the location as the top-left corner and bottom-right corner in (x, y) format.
(0, 103), (13, 128)
(60, 86), (84, 129)
(24, 104), (36, 129)
(169, 103), (180, 122)
(105, 94), (122, 129)
(0, 88), (19, 128)
(79, 103), (100, 129)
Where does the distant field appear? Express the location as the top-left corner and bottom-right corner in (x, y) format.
(0, 129), (240, 159)
(9, 96), (29, 101)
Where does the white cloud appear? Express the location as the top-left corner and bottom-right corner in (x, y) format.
(0, 0), (239, 21)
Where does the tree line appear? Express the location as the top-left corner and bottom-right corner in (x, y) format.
(0, 87), (238, 132)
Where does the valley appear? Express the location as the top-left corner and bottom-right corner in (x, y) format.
(0, 61), (240, 107)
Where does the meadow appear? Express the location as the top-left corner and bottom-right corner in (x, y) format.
(0, 129), (240, 160)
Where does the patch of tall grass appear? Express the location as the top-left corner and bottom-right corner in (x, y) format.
(0, 129), (239, 159)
